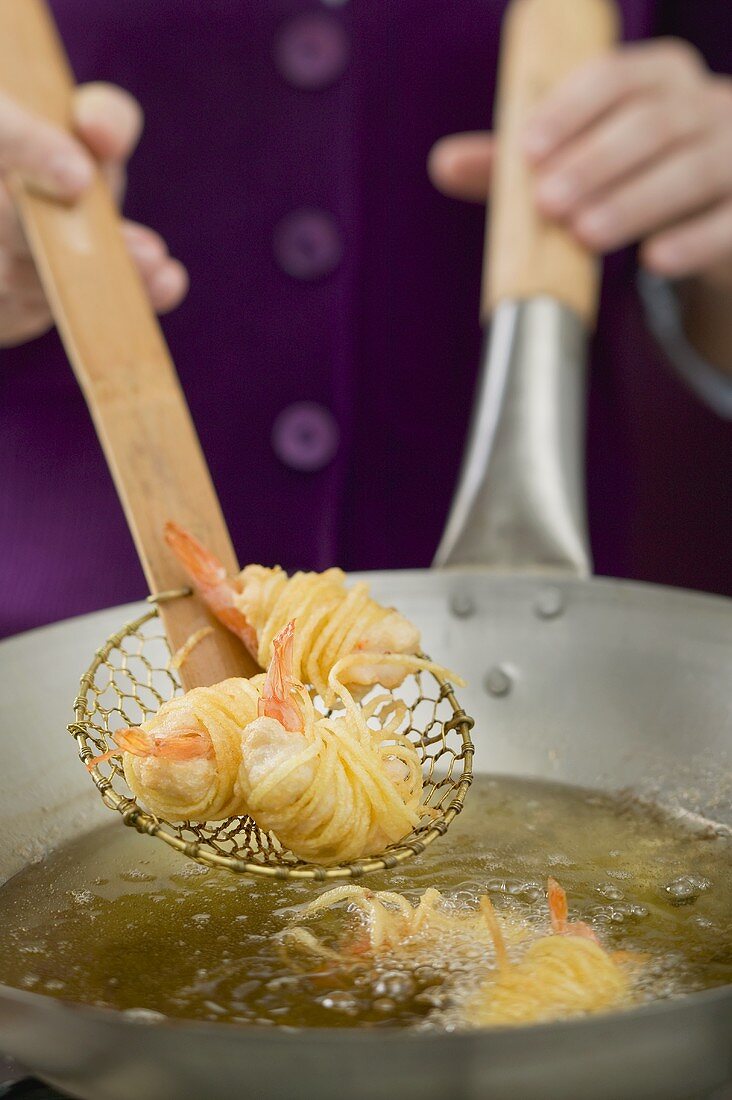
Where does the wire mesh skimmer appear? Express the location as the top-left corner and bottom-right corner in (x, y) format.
(69, 603), (475, 881)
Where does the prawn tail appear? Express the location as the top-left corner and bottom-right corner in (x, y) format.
(164, 521), (258, 657)
(547, 877), (569, 933)
(85, 727), (150, 770)
(164, 521), (229, 588)
(258, 620), (302, 733)
(547, 878), (600, 944)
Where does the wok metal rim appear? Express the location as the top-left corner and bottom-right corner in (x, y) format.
(5, 570), (732, 660)
(0, 974), (728, 1044)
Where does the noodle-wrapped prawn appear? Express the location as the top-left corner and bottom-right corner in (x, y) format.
(109, 678), (260, 821)
(237, 621), (424, 864)
(94, 622), (426, 864)
(282, 885), (526, 963)
(465, 879), (632, 1027)
(165, 522), (421, 704)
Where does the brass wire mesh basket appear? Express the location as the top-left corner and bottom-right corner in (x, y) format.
(69, 603), (475, 881)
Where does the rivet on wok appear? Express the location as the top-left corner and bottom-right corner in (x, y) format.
(484, 666), (512, 697)
(450, 592), (475, 618)
(534, 585), (565, 620)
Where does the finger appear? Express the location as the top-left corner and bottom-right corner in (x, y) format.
(428, 132), (494, 202)
(0, 297), (52, 343)
(72, 83), (143, 163)
(121, 220), (169, 274)
(0, 252), (47, 307)
(525, 39), (703, 162)
(99, 159), (126, 205)
(642, 200), (732, 278)
(0, 306), (52, 348)
(121, 220), (189, 310)
(535, 94), (708, 217)
(0, 90), (92, 199)
(0, 183), (30, 255)
(120, 220), (188, 312)
(146, 258), (189, 314)
(572, 136), (732, 253)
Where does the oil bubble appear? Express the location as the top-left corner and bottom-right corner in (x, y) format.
(320, 991), (360, 1015)
(507, 881), (543, 903)
(373, 972), (415, 1001)
(123, 1008), (167, 1023)
(597, 883), (624, 901)
(662, 875), (711, 906)
(70, 890), (93, 905)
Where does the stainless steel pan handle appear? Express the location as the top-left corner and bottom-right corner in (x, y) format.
(435, 299), (591, 573)
(434, 0), (618, 574)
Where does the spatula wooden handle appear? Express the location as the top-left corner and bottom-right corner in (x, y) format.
(484, 0), (619, 326)
(0, 0), (254, 688)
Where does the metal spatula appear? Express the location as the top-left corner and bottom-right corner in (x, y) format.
(435, 0), (619, 572)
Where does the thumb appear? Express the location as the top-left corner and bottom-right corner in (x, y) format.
(0, 89), (93, 200)
(72, 82), (143, 165)
(428, 132), (495, 204)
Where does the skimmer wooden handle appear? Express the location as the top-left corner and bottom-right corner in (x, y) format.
(484, 0), (619, 326)
(0, 0), (254, 688)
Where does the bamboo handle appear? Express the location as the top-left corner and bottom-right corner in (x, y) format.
(484, 0), (619, 326)
(0, 0), (255, 688)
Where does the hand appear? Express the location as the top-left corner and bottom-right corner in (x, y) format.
(428, 39), (732, 283)
(0, 82), (188, 348)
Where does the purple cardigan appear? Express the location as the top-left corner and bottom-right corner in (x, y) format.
(1, 0), (730, 637)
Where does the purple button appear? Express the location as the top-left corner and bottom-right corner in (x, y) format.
(272, 402), (340, 473)
(274, 13), (349, 91)
(273, 208), (342, 281)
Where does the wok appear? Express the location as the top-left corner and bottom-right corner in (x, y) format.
(0, 0), (730, 1096)
(0, 573), (730, 1100)
(2, 287), (731, 1099)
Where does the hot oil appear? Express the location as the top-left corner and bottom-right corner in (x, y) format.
(0, 776), (729, 1030)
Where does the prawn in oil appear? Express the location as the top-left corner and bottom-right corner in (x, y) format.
(464, 879), (636, 1027)
(283, 878), (641, 1028)
(281, 884), (526, 963)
